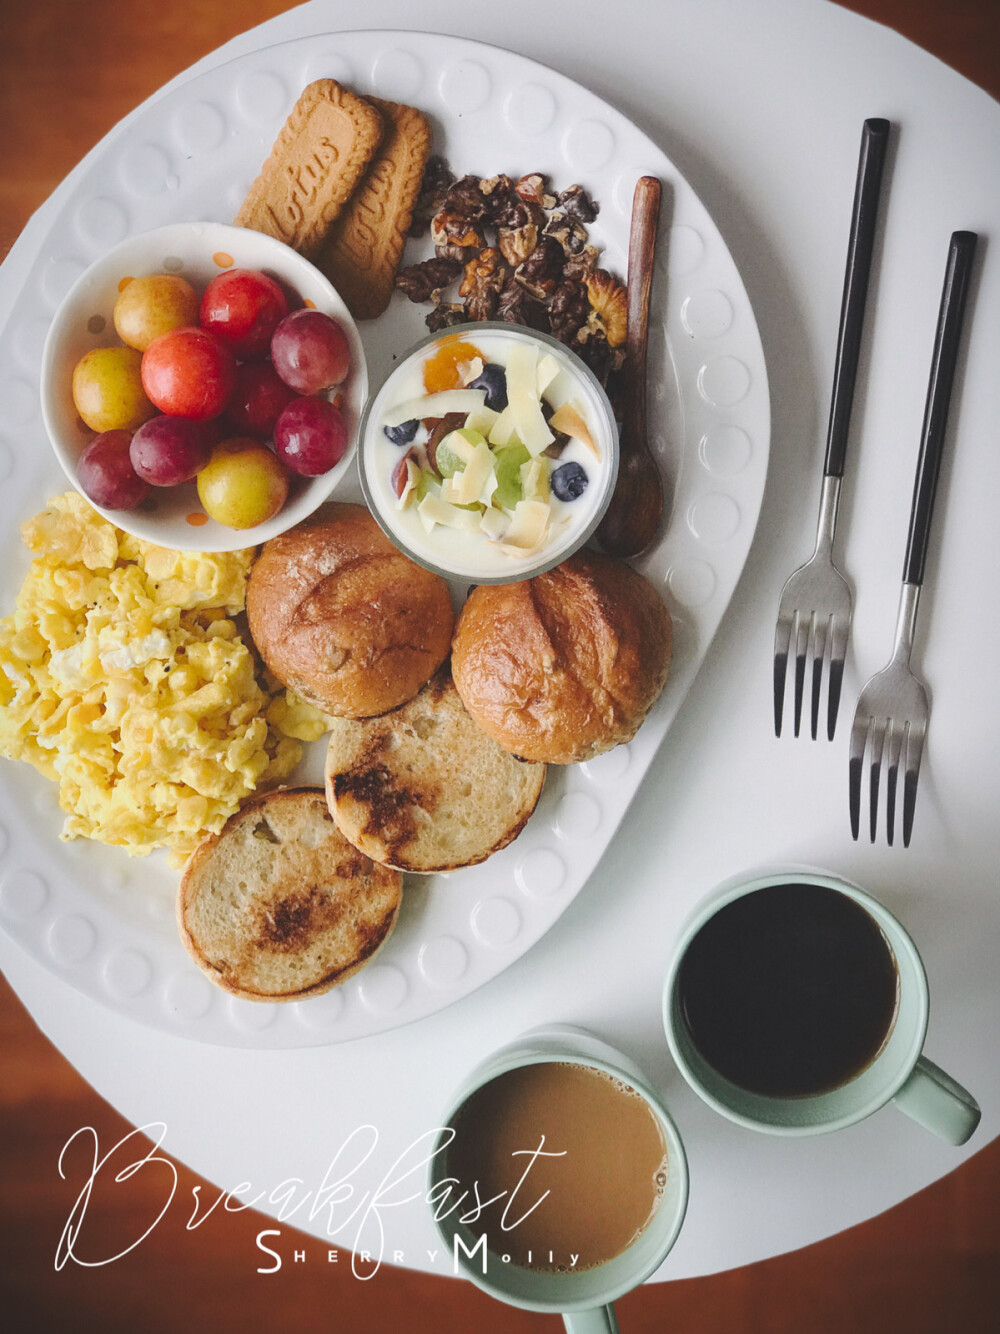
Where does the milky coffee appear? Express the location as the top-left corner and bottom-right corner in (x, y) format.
(447, 1061), (668, 1272)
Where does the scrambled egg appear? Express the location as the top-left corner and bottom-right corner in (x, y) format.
(0, 493), (331, 865)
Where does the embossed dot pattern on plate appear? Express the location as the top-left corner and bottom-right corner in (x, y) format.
(563, 120), (616, 172)
(103, 949), (154, 1000)
(40, 258), (86, 308)
(419, 936), (470, 988)
(504, 83), (558, 137)
(439, 60), (492, 113)
(700, 424), (753, 475)
(370, 50), (424, 101)
(580, 747), (632, 786)
(235, 71), (290, 125)
(668, 224), (706, 276)
(553, 793), (602, 842)
(228, 996), (280, 1031)
(48, 914), (97, 966)
(173, 101), (228, 155)
(303, 53), (355, 86)
(515, 849), (568, 900)
(13, 317), (51, 372)
(76, 198), (130, 248)
(471, 897), (523, 948)
(687, 492), (742, 543)
(164, 972), (215, 1021)
(667, 558), (718, 608)
(0, 870), (49, 920)
(119, 145), (173, 197)
(682, 290), (734, 339)
(294, 988), (346, 1030)
(357, 964), (409, 1013)
(698, 356), (752, 407)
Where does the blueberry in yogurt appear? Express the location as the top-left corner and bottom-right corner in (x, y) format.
(384, 417), (419, 446)
(468, 362), (508, 412)
(551, 460), (589, 501)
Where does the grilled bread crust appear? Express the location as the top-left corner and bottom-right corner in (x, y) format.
(177, 787), (402, 1001)
(324, 670), (545, 873)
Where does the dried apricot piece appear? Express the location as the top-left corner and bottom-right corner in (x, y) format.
(422, 337), (485, 393)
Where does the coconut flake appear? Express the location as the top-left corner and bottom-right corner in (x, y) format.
(548, 401), (600, 460)
(383, 389), (486, 426)
(506, 343), (554, 456)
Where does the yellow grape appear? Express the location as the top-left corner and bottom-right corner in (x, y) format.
(197, 439), (289, 529)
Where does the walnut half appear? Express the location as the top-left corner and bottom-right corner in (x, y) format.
(395, 257), (463, 303)
(585, 268), (628, 348)
(459, 247), (508, 322)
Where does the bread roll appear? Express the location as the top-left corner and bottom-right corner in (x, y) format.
(451, 551), (671, 764)
(177, 788), (402, 1002)
(325, 670), (545, 873)
(246, 503), (453, 718)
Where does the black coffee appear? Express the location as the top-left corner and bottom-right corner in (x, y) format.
(678, 883), (899, 1098)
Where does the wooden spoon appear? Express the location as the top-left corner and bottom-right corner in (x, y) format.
(596, 175), (664, 559)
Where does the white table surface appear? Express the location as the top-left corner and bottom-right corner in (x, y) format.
(1, 0), (998, 1284)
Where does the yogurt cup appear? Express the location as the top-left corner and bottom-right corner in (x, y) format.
(359, 323), (619, 583)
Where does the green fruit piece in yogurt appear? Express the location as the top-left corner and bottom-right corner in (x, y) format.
(494, 443), (531, 511)
(436, 426), (486, 478)
(414, 468), (440, 503)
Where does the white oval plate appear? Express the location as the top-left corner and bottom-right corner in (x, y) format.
(0, 31), (770, 1047)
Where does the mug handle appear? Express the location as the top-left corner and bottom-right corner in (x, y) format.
(563, 1303), (619, 1334)
(891, 1055), (981, 1145)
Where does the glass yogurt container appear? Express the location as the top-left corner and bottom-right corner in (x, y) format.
(359, 323), (619, 583)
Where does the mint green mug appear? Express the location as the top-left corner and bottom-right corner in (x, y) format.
(663, 868), (980, 1144)
(428, 1025), (689, 1334)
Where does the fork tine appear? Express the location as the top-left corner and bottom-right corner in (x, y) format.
(884, 719), (904, 846)
(792, 613), (811, 737)
(827, 615), (849, 741)
(902, 724), (924, 848)
(868, 718), (887, 842)
(849, 711), (870, 840)
(773, 612), (793, 737)
(810, 615), (829, 740)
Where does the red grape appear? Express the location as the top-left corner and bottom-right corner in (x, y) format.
(270, 309), (351, 394)
(227, 360), (299, 437)
(77, 430), (150, 510)
(391, 448), (415, 498)
(199, 269), (289, 359)
(130, 415), (214, 486)
(141, 326), (237, 420)
(273, 396), (348, 476)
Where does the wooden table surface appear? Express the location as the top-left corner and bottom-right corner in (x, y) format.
(1, 3), (998, 1330)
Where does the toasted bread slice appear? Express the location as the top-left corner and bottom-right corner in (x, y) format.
(177, 787), (401, 1002)
(324, 671), (545, 873)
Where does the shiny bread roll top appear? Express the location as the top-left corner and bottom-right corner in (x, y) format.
(451, 550), (671, 764)
(247, 502), (454, 719)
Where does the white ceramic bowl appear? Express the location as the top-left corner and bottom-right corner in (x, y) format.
(359, 322), (619, 584)
(40, 222), (368, 552)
